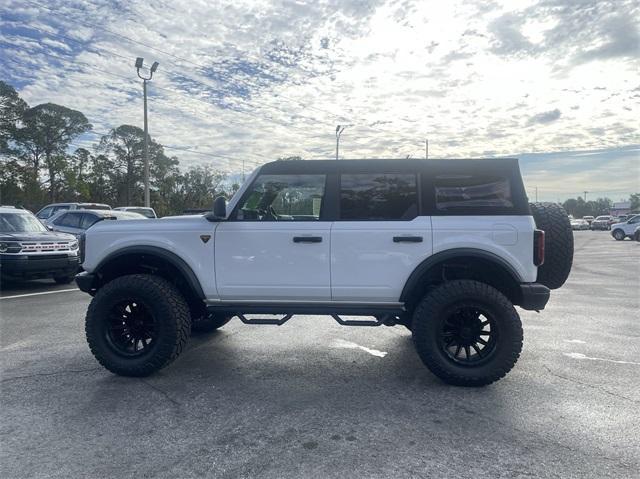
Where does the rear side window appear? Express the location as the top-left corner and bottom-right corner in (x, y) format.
(340, 173), (418, 220)
(56, 213), (82, 228)
(434, 175), (513, 211)
(80, 213), (100, 229)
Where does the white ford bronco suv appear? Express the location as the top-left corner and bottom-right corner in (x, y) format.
(76, 159), (573, 386)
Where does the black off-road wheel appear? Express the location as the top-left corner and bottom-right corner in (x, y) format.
(191, 313), (232, 333)
(529, 202), (574, 289)
(85, 274), (191, 377)
(412, 280), (523, 387)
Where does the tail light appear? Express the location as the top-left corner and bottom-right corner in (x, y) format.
(533, 229), (545, 266)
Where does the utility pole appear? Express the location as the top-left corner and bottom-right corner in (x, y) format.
(535, 186), (538, 202)
(135, 57), (159, 207)
(242, 159), (245, 181)
(583, 191), (588, 202)
(425, 139), (428, 159)
(335, 125), (345, 160)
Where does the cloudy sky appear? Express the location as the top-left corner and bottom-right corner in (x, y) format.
(1, 0), (638, 200)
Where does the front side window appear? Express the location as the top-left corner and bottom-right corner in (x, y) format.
(236, 174), (326, 221)
(435, 175), (513, 211)
(340, 173), (418, 220)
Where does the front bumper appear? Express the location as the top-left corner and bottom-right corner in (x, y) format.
(517, 283), (550, 311)
(75, 271), (98, 294)
(0, 254), (79, 279)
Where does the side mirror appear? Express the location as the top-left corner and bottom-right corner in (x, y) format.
(213, 196), (226, 218)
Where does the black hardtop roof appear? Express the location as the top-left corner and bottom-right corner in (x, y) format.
(259, 158), (520, 174)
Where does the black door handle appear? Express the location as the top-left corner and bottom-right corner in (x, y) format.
(293, 236), (323, 243)
(393, 236), (423, 243)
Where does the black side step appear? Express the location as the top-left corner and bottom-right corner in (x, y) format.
(237, 313), (293, 326)
(233, 313), (398, 327)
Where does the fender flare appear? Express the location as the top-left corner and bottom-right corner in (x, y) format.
(94, 245), (205, 299)
(399, 248), (522, 302)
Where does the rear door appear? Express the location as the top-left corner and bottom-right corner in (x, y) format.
(215, 172), (331, 300)
(331, 168), (432, 302)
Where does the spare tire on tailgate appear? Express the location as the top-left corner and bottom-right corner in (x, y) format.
(529, 202), (573, 289)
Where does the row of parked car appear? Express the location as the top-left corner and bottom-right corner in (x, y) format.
(0, 203), (157, 284)
(570, 214), (640, 241)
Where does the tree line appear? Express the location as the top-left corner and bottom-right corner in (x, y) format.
(561, 194), (640, 218)
(0, 81), (237, 217)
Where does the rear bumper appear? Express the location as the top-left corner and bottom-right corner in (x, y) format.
(517, 283), (550, 311)
(0, 254), (79, 279)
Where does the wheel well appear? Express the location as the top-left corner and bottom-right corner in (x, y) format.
(94, 252), (206, 318)
(401, 255), (521, 314)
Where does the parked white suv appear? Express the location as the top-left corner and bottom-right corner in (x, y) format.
(76, 159), (573, 386)
(611, 215), (640, 240)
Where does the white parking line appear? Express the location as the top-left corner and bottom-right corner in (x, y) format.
(0, 288), (80, 300)
(563, 352), (640, 366)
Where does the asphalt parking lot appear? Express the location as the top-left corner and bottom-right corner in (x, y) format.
(1, 231), (638, 479)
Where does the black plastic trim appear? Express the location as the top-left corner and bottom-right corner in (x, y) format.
(400, 248), (523, 301)
(93, 246), (206, 299)
(206, 302), (404, 316)
(518, 283), (550, 311)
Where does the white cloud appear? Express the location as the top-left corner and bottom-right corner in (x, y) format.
(1, 0), (638, 195)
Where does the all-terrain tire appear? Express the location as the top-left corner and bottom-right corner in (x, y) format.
(191, 313), (232, 333)
(529, 202), (574, 289)
(85, 274), (191, 377)
(412, 280), (523, 387)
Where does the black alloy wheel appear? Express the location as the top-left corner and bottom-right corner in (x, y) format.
(440, 304), (497, 365)
(105, 299), (156, 356)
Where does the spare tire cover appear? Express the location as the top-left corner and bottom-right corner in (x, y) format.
(529, 202), (574, 289)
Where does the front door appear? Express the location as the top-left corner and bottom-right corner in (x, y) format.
(215, 173), (331, 301)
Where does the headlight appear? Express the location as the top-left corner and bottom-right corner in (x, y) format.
(0, 241), (21, 253)
(69, 241), (79, 250)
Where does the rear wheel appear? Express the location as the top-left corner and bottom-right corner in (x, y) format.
(85, 274), (191, 377)
(612, 229), (626, 241)
(412, 280), (523, 387)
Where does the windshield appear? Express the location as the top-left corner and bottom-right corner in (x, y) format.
(0, 212), (47, 233)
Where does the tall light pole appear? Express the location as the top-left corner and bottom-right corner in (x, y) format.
(583, 191), (588, 202)
(135, 57), (159, 207)
(335, 125), (345, 160)
(425, 139), (428, 159)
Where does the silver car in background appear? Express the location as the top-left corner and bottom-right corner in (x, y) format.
(46, 209), (146, 237)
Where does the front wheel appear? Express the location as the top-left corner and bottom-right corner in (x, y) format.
(612, 229), (626, 241)
(412, 280), (523, 387)
(85, 274), (191, 377)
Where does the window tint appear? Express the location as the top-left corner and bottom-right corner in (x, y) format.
(56, 213), (82, 228)
(80, 213), (100, 229)
(340, 173), (418, 220)
(236, 174), (326, 221)
(435, 175), (513, 211)
(37, 207), (52, 219)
